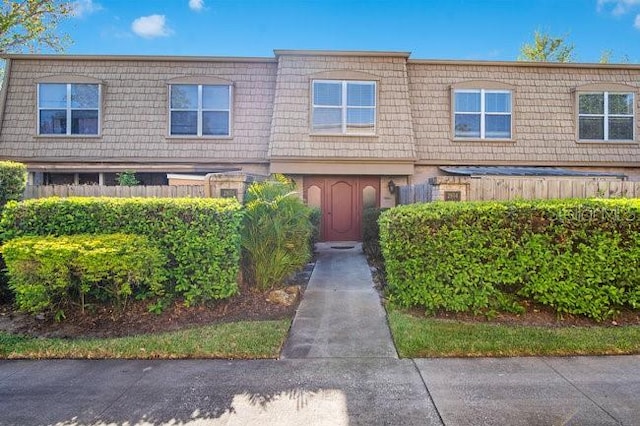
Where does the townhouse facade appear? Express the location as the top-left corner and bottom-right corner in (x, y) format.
(0, 50), (639, 240)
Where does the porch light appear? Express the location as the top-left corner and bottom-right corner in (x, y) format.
(388, 180), (397, 194)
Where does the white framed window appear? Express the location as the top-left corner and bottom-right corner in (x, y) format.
(454, 89), (512, 139)
(170, 84), (231, 137)
(578, 92), (634, 141)
(312, 80), (376, 134)
(38, 83), (101, 136)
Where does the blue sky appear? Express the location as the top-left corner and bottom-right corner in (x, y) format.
(59, 0), (640, 63)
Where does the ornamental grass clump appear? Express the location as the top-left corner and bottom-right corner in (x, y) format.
(241, 175), (314, 291)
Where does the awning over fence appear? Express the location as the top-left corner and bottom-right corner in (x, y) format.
(440, 166), (627, 179)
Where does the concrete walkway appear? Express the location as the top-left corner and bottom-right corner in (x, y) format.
(281, 243), (397, 359)
(1, 244), (639, 425)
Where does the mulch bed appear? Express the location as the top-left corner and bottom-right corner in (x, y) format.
(0, 261), (315, 339)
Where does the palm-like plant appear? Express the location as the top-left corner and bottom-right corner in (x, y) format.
(241, 175), (313, 290)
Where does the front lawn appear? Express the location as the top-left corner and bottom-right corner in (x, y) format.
(388, 309), (640, 358)
(0, 320), (291, 359)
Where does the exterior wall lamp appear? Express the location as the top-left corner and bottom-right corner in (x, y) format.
(388, 179), (397, 194)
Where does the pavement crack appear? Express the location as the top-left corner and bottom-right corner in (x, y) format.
(541, 358), (621, 425)
(411, 359), (445, 426)
(93, 363), (152, 421)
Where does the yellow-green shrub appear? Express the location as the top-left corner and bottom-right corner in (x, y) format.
(380, 199), (640, 320)
(1, 234), (166, 320)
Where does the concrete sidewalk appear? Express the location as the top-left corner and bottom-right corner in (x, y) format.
(281, 243), (396, 359)
(1, 356), (639, 425)
(1, 244), (639, 425)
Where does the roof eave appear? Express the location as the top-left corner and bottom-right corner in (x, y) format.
(0, 53), (278, 63)
(273, 49), (411, 58)
(408, 58), (640, 70)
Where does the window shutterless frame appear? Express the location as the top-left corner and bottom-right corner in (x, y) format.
(169, 84), (232, 137)
(577, 91), (635, 141)
(311, 80), (376, 135)
(37, 83), (101, 136)
(453, 89), (512, 140)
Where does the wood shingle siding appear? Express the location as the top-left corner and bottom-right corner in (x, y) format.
(0, 58), (277, 164)
(0, 51), (639, 178)
(268, 53), (416, 161)
(408, 62), (639, 167)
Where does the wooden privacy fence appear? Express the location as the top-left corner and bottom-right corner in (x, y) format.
(23, 185), (206, 199)
(398, 177), (640, 204)
(398, 182), (433, 204)
(469, 178), (640, 201)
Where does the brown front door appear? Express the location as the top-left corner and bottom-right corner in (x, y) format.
(304, 176), (380, 241)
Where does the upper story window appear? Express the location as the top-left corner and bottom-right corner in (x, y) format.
(38, 83), (100, 136)
(170, 84), (231, 137)
(578, 92), (634, 141)
(312, 80), (376, 135)
(454, 89), (512, 139)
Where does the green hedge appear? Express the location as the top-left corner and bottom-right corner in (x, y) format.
(1, 234), (166, 319)
(0, 197), (243, 305)
(380, 199), (640, 320)
(362, 207), (387, 266)
(0, 161), (27, 302)
(0, 161), (27, 210)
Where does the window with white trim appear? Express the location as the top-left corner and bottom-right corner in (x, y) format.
(454, 89), (512, 139)
(170, 84), (231, 136)
(38, 83), (100, 135)
(578, 92), (634, 141)
(312, 80), (376, 134)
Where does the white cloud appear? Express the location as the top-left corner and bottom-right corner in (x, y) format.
(635, 13), (640, 28)
(71, 0), (102, 18)
(131, 15), (173, 39)
(189, 0), (205, 12)
(598, 0), (640, 16)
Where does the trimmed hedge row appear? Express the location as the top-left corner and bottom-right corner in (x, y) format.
(380, 199), (640, 320)
(362, 207), (387, 266)
(1, 234), (166, 319)
(0, 161), (27, 209)
(0, 197), (243, 305)
(0, 161), (27, 302)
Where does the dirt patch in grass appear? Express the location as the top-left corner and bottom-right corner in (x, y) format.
(0, 261), (315, 339)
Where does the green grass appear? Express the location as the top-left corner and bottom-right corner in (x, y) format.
(388, 309), (640, 358)
(0, 320), (291, 359)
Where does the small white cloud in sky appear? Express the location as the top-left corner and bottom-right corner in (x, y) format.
(71, 0), (102, 18)
(131, 15), (173, 39)
(635, 14), (640, 28)
(189, 0), (205, 12)
(598, 0), (640, 16)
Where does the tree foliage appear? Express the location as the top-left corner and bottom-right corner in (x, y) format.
(599, 49), (631, 64)
(0, 0), (72, 53)
(518, 30), (574, 63)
